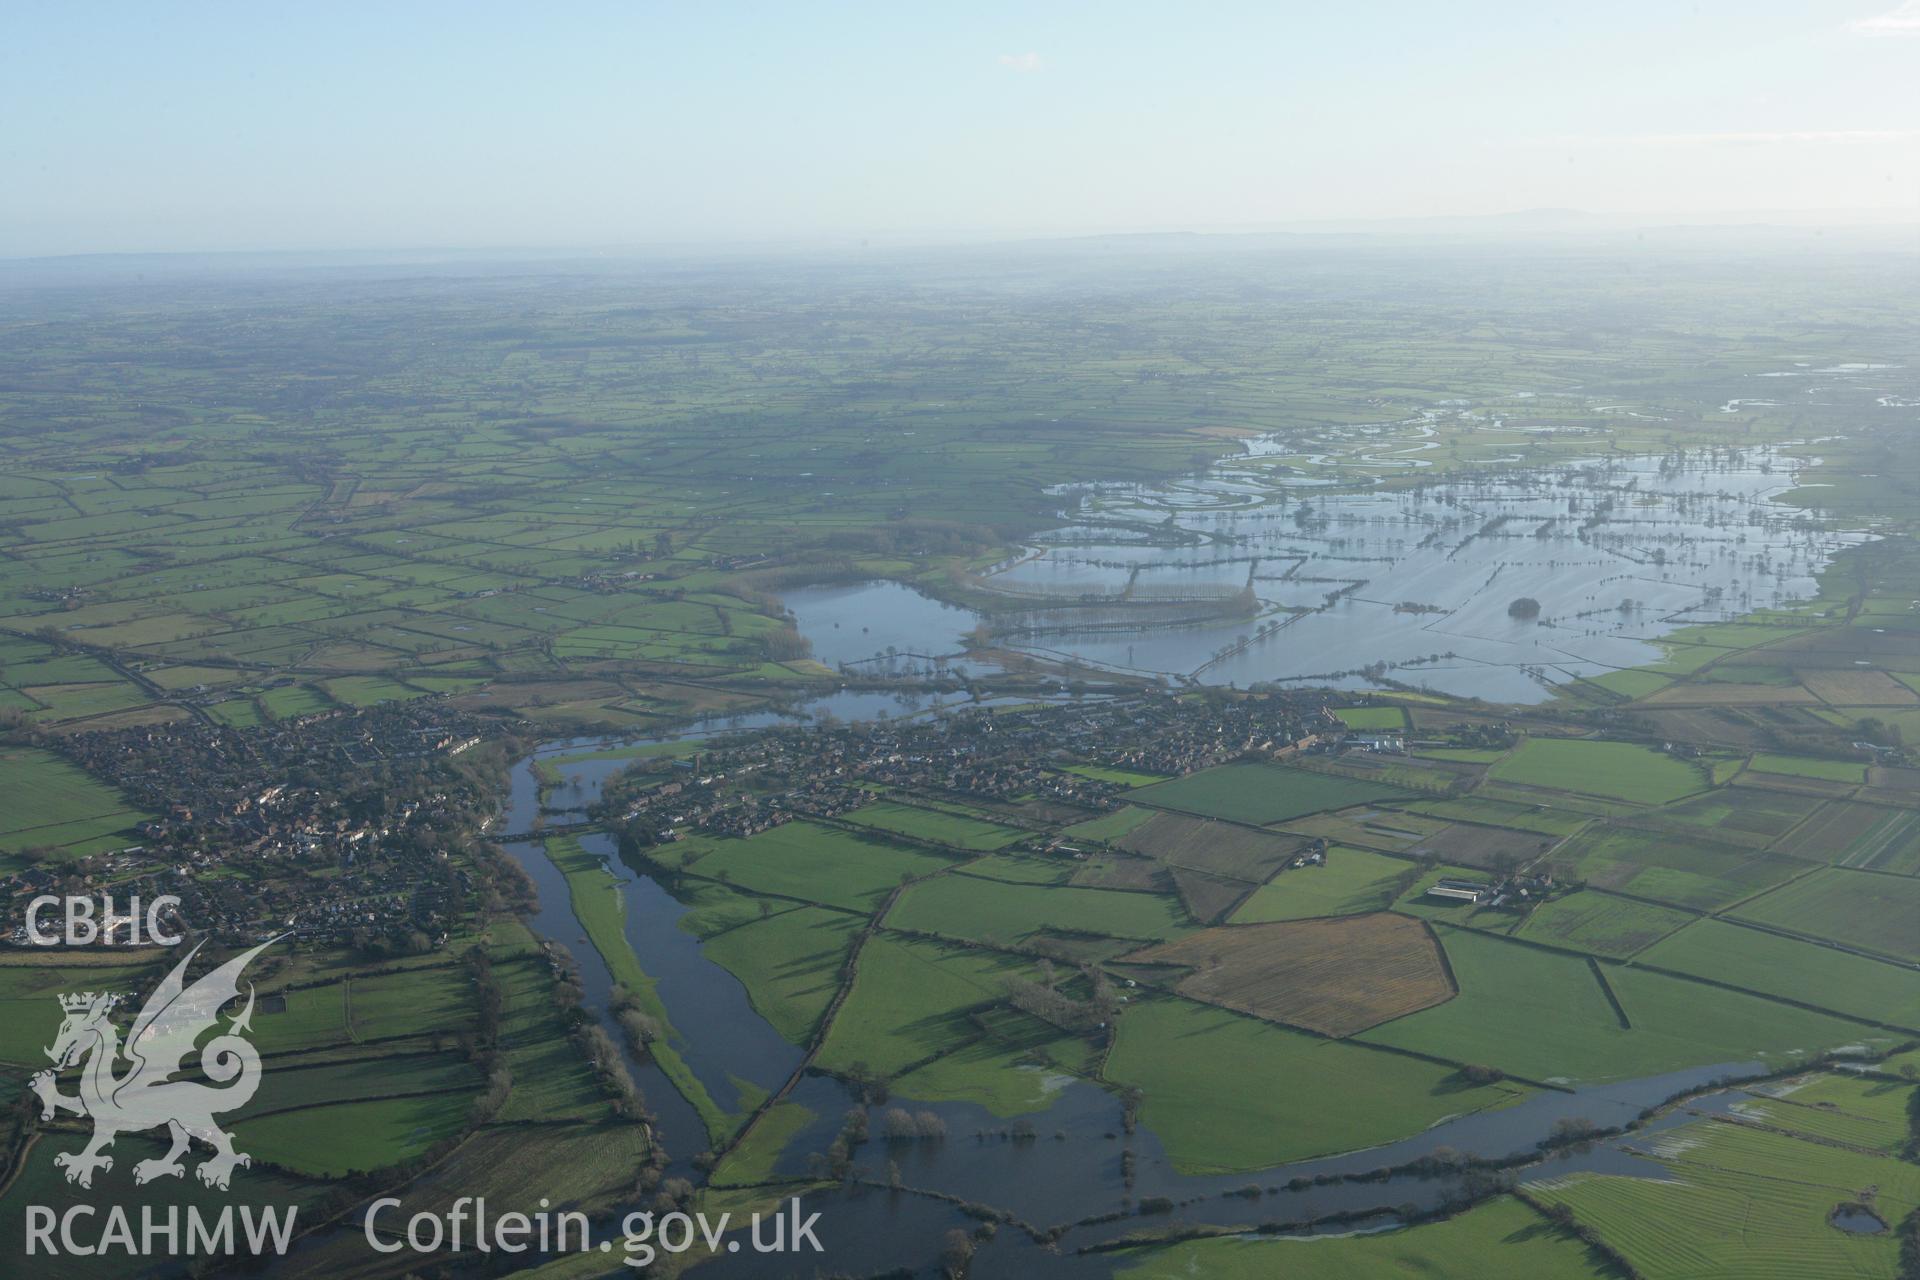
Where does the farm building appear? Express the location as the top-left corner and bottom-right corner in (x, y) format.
(1425, 877), (1493, 903)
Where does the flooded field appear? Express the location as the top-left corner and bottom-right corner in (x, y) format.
(780, 580), (992, 677)
(789, 443), (1868, 703)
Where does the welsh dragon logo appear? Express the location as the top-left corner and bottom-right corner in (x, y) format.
(31, 938), (278, 1191)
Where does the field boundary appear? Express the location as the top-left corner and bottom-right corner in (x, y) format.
(1586, 958), (1632, 1030)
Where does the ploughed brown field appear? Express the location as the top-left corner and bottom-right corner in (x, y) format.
(1123, 912), (1456, 1037)
(1168, 865), (1252, 924)
(1117, 811), (1308, 880)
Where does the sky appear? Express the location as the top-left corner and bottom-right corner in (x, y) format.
(2, 1), (1917, 256)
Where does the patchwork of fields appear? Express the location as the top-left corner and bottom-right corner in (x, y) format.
(0, 920), (654, 1268)
(4, 257), (1919, 1278)
(605, 679), (1920, 1205)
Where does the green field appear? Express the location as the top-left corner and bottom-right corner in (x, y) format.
(1229, 846), (1415, 921)
(236, 1090), (474, 1177)
(1062, 805), (1157, 841)
(886, 872), (1190, 944)
(1749, 752), (1869, 784)
(685, 821), (955, 910)
(1584, 667), (1676, 700)
(1105, 996), (1528, 1173)
(0, 954), (163, 1066)
(1490, 739), (1705, 805)
(672, 881), (798, 939)
(840, 798), (1028, 850)
(1730, 866), (1920, 962)
(1639, 917), (1920, 1029)
(1360, 927), (1876, 1083)
(1120, 1195), (1616, 1279)
(490, 926), (618, 1123)
(700, 906), (864, 1043)
(895, 1006), (1099, 1115)
(953, 851), (1076, 883)
(1730, 1072), (1918, 1153)
(814, 935), (1045, 1084)
(0, 745), (151, 864)
(248, 980), (352, 1056)
(349, 965), (476, 1040)
(1333, 705), (1408, 730)
(1131, 763), (1408, 826)
(1413, 745), (1510, 763)
(1514, 891), (1696, 957)
(709, 1101), (816, 1187)
(258, 683), (334, 720)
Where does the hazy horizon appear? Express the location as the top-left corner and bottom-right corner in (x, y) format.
(6, 0), (1918, 258)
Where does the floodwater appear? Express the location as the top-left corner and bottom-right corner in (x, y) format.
(780, 580), (990, 676)
(784, 445), (1867, 703)
(495, 763), (711, 1172)
(1829, 1203), (1888, 1234)
(481, 745), (1775, 1277)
